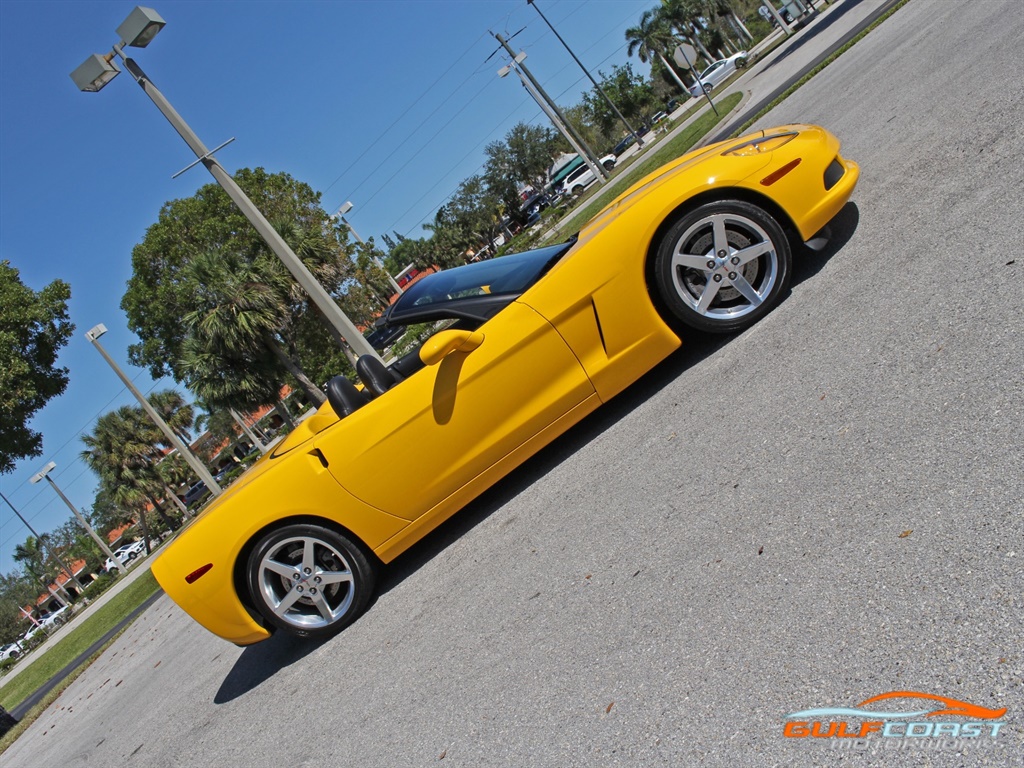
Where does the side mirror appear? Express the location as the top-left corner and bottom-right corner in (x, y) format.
(419, 329), (484, 366)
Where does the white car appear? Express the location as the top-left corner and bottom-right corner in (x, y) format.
(559, 154), (616, 196)
(688, 52), (748, 97)
(1, 642), (23, 661)
(21, 605), (69, 644)
(38, 605), (69, 631)
(104, 539), (147, 572)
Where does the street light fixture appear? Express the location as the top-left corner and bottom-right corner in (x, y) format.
(334, 201), (403, 296)
(115, 5), (166, 47)
(85, 323), (222, 499)
(70, 54), (121, 92)
(29, 462), (126, 574)
(493, 32), (607, 183)
(497, 49), (606, 186)
(70, 6), (381, 362)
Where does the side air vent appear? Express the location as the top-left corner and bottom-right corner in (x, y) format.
(824, 158), (845, 191)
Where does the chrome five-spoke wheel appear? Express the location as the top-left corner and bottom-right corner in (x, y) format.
(653, 200), (792, 333)
(247, 523), (375, 639)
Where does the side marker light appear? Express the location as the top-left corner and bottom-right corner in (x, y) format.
(185, 564), (213, 584)
(760, 158), (802, 186)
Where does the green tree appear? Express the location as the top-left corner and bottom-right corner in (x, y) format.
(0, 570), (39, 645)
(384, 233), (435, 274)
(483, 122), (568, 218)
(50, 518), (103, 574)
(87, 485), (129, 538)
(13, 535), (49, 583)
(80, 391), (196, 544)
(425, 175), (506, 268)
(625, 8), (694, 96)
(0, 261), (74, 474)
(121, 168), (358, 389)
(580, 63), (660, 137)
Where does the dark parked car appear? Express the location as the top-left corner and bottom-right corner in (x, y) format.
(183, 481), (211, 508)
(365, 323), (406, 353)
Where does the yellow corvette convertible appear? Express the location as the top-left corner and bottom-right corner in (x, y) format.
(152, 125), (858, 645)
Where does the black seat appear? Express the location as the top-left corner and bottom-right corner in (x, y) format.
(326, 376), (370, 417)
(356, 355), (400, 397)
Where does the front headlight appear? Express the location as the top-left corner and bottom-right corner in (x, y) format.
(723, 131), (798, 156)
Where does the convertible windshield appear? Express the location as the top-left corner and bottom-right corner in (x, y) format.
(386, 240), (574, 326)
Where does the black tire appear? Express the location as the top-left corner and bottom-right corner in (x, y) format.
(572, 184), (584, 195)
(602, 159), (615, 171)
(704, 83), (714, 94)
(653, 200), (792, 334)
(246, 523), (376, 639)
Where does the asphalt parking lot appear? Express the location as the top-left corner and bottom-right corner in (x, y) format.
(4, 1), (1021, 766)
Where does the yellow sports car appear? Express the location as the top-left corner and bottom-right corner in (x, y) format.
(152, 125), (859, 645)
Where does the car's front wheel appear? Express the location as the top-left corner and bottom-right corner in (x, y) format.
(246, 523), (376, 639)
(653, 200), (792, 334)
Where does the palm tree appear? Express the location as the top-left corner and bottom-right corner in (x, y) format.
(626, 8), (694, 94)
(660, 0), (716, 64)
(182, 249), (328, 407)
(13, 535), (73, 606)
(81, 400), (192, 547)
(13, 536), (48, 582)
(147, 390), (195, 443)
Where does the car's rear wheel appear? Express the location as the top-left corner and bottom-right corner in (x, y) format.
(653, 200), (792, 334)
(572, 184), (584, 195)
(247, 523), (376, 639)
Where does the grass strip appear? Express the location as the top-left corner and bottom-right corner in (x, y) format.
(0, 633), (124, 753)
(0, 570), (160, 711)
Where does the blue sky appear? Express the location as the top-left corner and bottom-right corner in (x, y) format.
(0, 0), (655, 572)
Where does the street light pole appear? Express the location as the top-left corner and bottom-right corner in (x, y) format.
(70, 7), (381, 362)
(526, 0), (645, 148)
(85, 323), (222, 498)
(30, 463), (125, 574)
(335, 202), (404, 295)
(1, 490), (86, 592)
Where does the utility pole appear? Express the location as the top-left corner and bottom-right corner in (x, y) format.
(500, 55), (603, 185)
(1, 490), (86, 592)
(493, 32), (608, 181)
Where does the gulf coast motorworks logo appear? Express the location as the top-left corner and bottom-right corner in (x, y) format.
(784, 690), (1007, 745)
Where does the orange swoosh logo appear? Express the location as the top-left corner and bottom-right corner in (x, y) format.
(858, 691), (1006, 720)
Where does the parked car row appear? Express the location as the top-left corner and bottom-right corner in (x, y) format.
(558, 154), (617, 196)
(104, 539), (147, 572)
